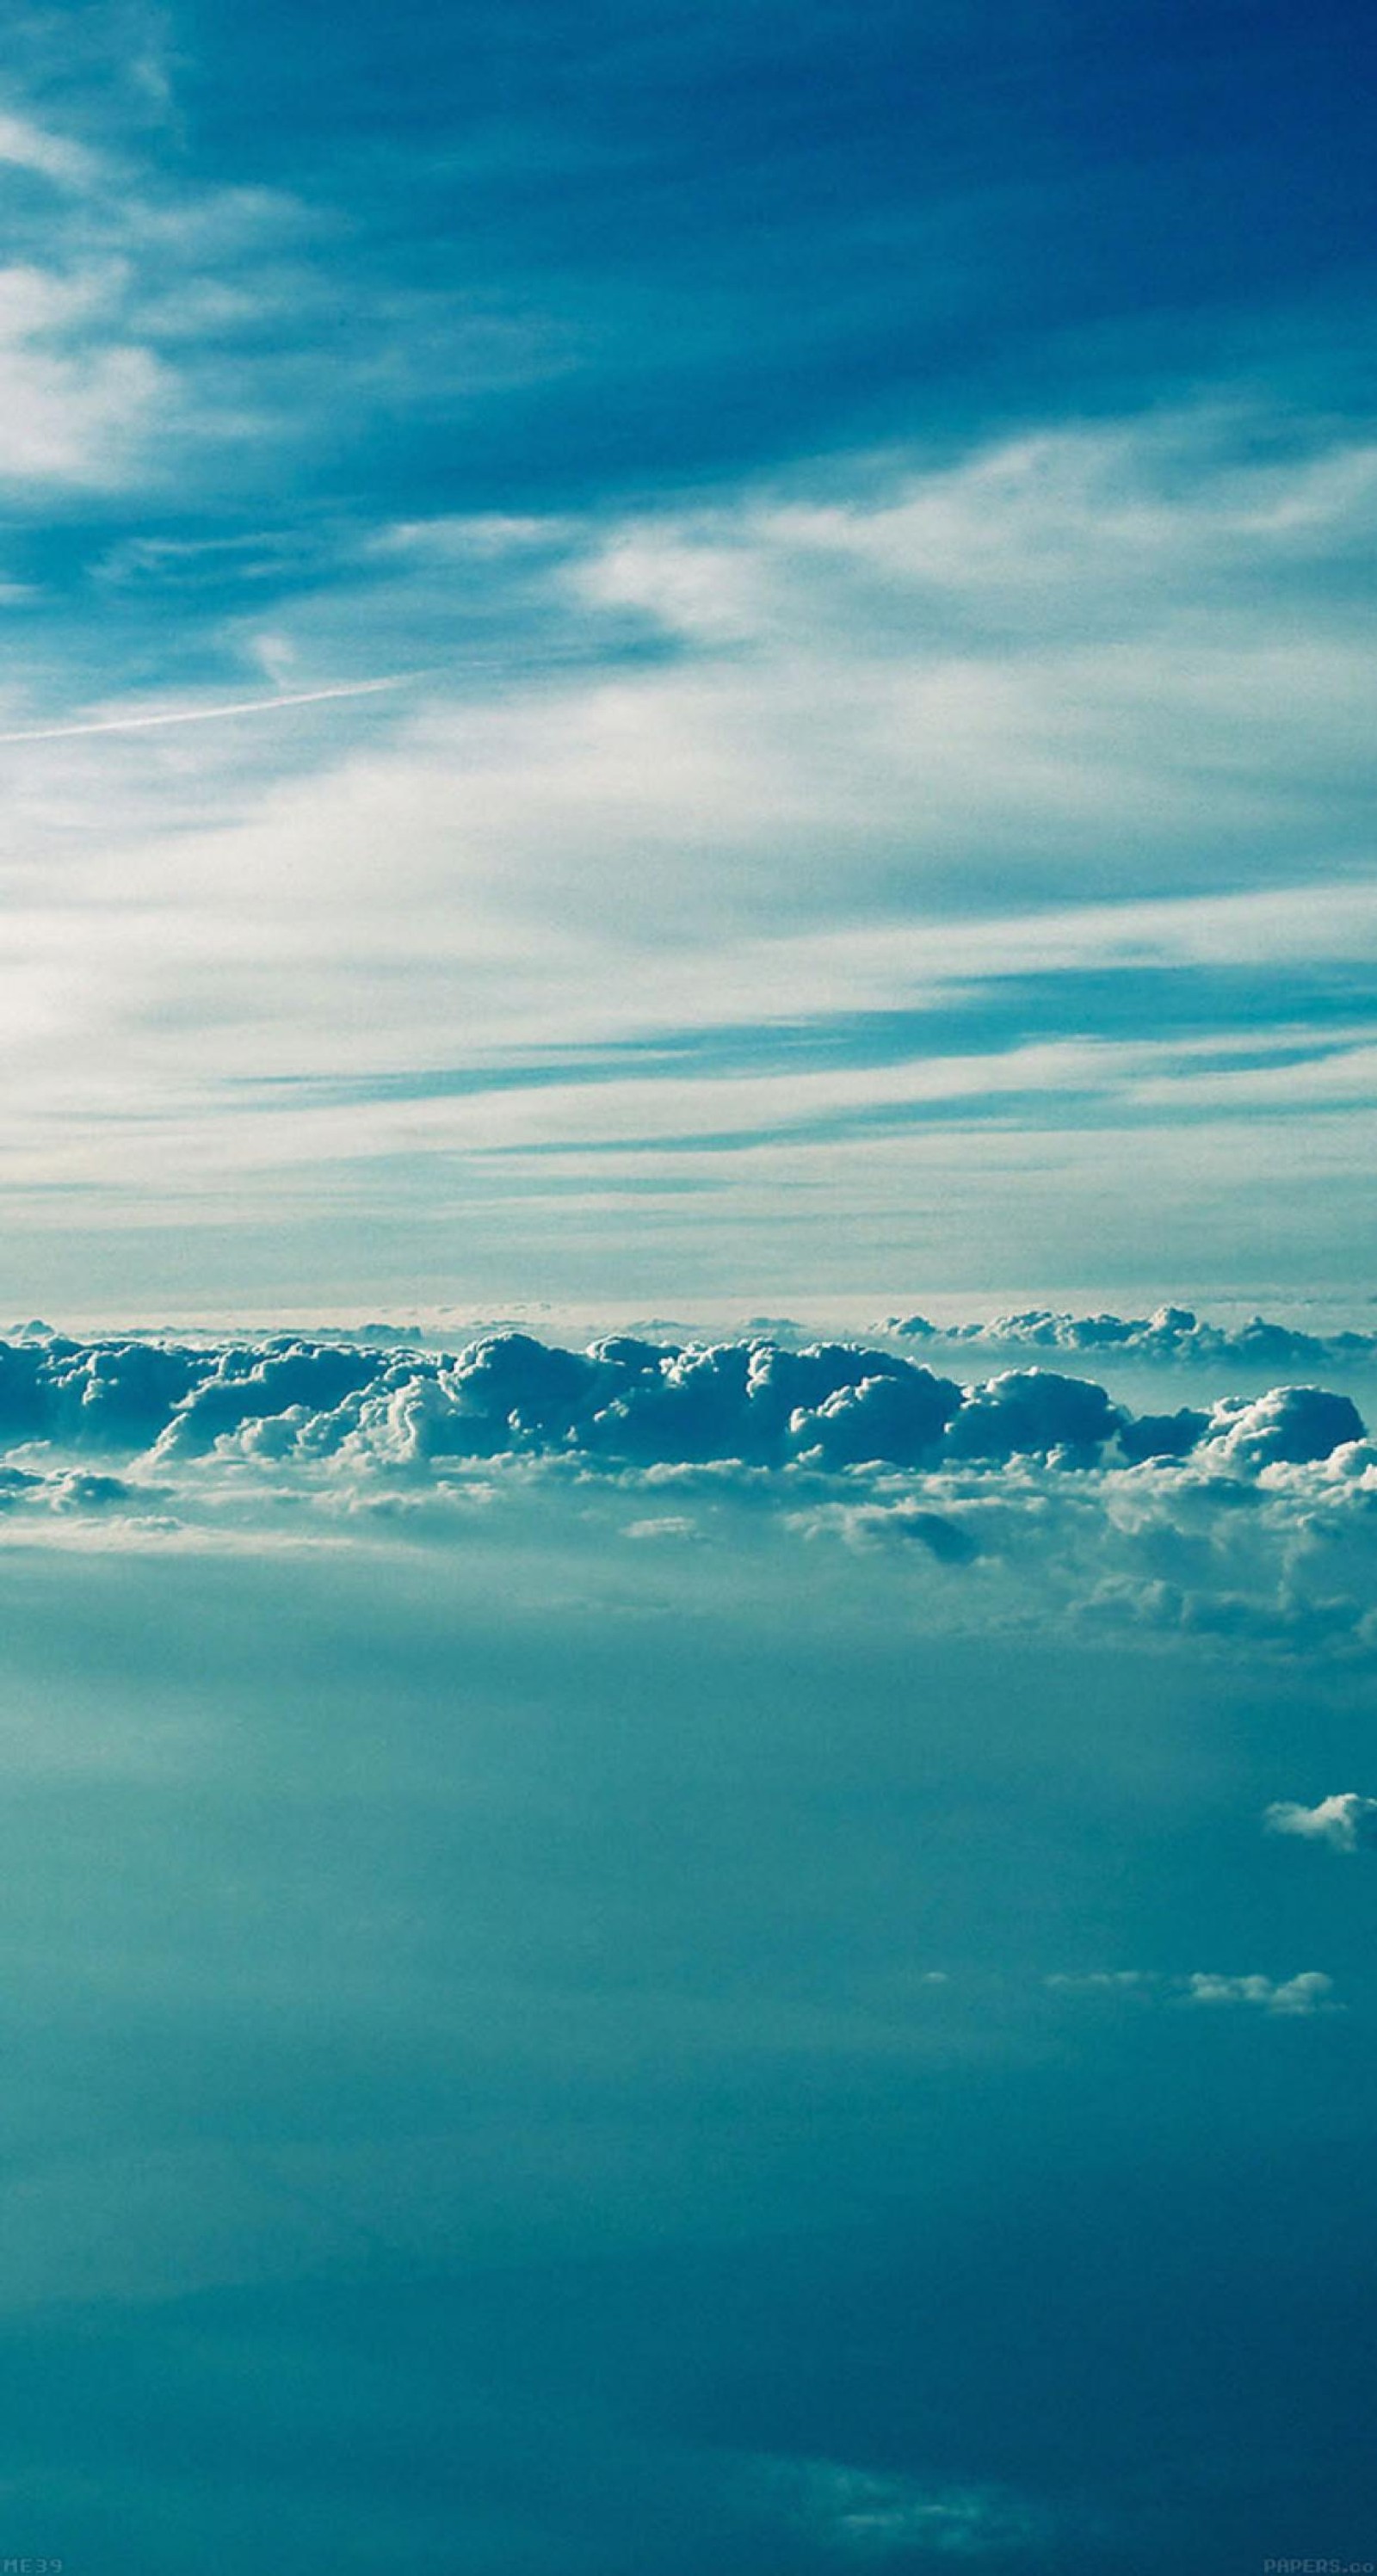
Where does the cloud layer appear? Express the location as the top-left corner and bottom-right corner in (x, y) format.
(888, 1305), (1377, 1371)
(2, 368), (1375, 1306)
(1, 1325), (1373, 1659)
(1, 1326), (1365, 1477)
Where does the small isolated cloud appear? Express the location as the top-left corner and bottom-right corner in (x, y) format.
(1182, 1971), (1338, 2016)
(756, 2456), (1048, 2560)
(1265, 1793), (1377, 1852)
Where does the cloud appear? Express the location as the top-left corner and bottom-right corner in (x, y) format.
(1201, 1386), (1368, 1469)
(1182, 1972), (1338, 2017)
(0, 108), (101, 189)
(575, 1340), (955, 1469)
(1, 1332), (1368, 1490)
(888, 1304), (1377, 1371)
(0, 4), (1373, 1313)
(787, 1368), (962, 1469)
(0, 673), (423, 744)
(757, 2456), (1050, 2560)
(939, 1370), (1125, 1467)
(0, 1330), (1372, 1657)
(0, 93), (336, 506)
(1265, 1793), (1377, 1852)
(0, 262), (165, 486)
(1, 392), (1375, 1310)
(1048, 1970), (1341, 2016)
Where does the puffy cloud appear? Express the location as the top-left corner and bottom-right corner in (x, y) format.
(1115, 1407), (1210, 1465)
(0, 1457), (155, 1521)
(150, 1343), (383, 1459)
(0, 1331), (1368, 1488)
(0, 1332), (203, 1448)
(1182, 1971), (1337, 2016)
(583, 1342), (786, 1465)
(1265, 1792), (1377, 1852)
(796, 1497), (983, 1563)
(558, 1339), (950, 1469)
(787, 1368), (961, 1468)
(1201, 1386), (1368, 1469)
(889, 1304), (1377, 1370)
(939, 1369), (1125, 1467)
(0, 1331), (1374, 1657)
(1048, 1969), (1340, 2015)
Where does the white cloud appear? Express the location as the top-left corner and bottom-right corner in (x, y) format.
(888, 1306), (1377, 1372)
(0, 100), (323, 497)
(1047, 1969), (1342, 2015)
(1202, 1387), (1368, 1471)
(1265, 1792), (1377, 1852)
(0, 260), (164, 485)
(0, 402), (1375, 1284)
(1182, 1971), (1338, 2016)
(0, 672), (418, 745)
(0, 107), (101, 189)
(0, 1327), (1371, 1665)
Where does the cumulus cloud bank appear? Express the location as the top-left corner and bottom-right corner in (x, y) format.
(0, 1326), (1367, 1480)
(888, 1306), (1377, 1370)
(2, 1325), (1373, 1654)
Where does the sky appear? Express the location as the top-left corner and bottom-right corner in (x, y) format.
(0, 0), (1374, 1313)
(3, 10), (1377, 2574)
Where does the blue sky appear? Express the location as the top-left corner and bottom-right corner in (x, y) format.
(0, 0), (1374, 1310)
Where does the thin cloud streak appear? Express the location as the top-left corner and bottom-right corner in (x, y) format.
(0, 673), (427, 745)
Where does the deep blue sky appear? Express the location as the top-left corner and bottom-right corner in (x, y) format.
(21, 0), (1377, 512)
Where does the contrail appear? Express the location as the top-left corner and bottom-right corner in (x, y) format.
(0, 671), (426, 745)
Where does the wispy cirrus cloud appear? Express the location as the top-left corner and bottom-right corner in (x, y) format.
(0, 5), (1374, 1311)
(0, 105), (102, 188)
(0, 402), (1374, 1301)
(0, 255), (167, 487)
